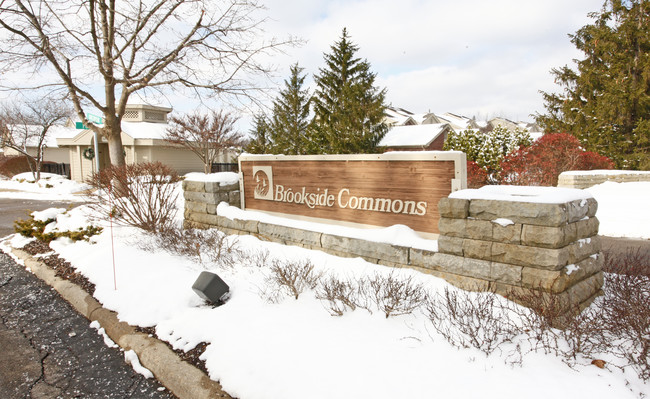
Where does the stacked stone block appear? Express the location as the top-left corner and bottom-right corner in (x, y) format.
(182, 180), (604, 311)
(182, 179), (241, 229)
(436, 196), (603, 309)
(558, 170), (650, 189)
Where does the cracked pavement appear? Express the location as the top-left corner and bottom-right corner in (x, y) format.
(0, 252), (177, 399)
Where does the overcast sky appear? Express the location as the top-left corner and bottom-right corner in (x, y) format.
(258, 0), (605, 122)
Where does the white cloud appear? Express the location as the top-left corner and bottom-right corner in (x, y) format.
(262, 0), (604, 121)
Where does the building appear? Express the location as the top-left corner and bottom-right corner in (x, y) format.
(380, 106), (542, 152)
(4, 103), (238, 181)
(378, 124), (451, 151)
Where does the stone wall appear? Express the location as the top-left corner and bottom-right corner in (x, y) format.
(436, 196), (603, 310)
(183, 181), (603, 311)
(558, 170), (650, 189)
(182, 180), (241, 227)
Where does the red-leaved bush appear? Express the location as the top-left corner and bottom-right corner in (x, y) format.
(467, 161), (488, 188)
(499, 133), (614, 186)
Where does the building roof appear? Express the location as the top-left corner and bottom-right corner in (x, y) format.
(379, 123), (448, 147)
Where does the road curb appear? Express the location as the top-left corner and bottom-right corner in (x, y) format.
(11, 248), (231, 399)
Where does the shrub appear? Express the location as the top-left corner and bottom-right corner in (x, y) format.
(316, 275), (360, 316)
(466, 161), (488, 188)
(364, 272), (426, 318)
(263, 258), (322, 302)
(141, 227), (242, 268)
(0, 154), (34, 178)
(499, 133), (614, 186)
(14, 214), (102, 243)
(600, 251), (650, 380)
(444, 126), (532, 182)
(425, 287), (517, 355)
(86, 162), (182, 233)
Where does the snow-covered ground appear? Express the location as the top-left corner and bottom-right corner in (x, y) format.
(1, 175), (649, 398)
(0, 172), (89, 201)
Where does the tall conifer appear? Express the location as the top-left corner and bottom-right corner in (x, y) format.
(245, 114), (272, 154)
(270, 63), (312, 154)
(311, 28), (387, 154)
(536, 0), (650, 169)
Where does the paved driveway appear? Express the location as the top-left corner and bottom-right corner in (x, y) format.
(0, 252), (176, 398)
(0, 198), (77, 237)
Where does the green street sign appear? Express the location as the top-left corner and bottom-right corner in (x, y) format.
(86, 113), (104, 124)
(75, 122), (89, 130)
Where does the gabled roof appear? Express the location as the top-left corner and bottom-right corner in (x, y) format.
(56, 120), (170, 147)
(379, 123), (449, 147)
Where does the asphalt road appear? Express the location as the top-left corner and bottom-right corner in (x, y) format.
(0, 197), (177, 398)
(0, 198), (77, 238)
(0, 252), (176, 399)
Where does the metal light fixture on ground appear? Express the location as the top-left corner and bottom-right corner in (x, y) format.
(192, 271), (230, 305)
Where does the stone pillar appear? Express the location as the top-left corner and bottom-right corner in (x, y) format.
(437, 188), (603, 311)
(182, 179), (240, 229)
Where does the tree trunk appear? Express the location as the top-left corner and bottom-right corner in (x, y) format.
(104, 117), (126, 167)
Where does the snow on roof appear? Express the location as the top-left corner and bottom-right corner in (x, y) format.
(438, 112), (472, 131)
(120, 121), (169, 139)
(449, 185), (593, 203)
(379, 124), (448, 147)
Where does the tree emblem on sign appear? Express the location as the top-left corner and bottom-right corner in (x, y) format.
(254, 169), (270, 197)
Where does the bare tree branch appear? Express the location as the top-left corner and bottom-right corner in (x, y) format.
(0, 96), (72, 180)
(0, 0), (298, 167)
(165, 109), (244, 174)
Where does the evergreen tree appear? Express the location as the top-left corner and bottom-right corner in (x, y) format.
(269, 63), (312, 154)
(311, 28), (388, 154)
(245, 114), (272, 154)
(536, 0), (650, 169)
(443, 126), (532, 180)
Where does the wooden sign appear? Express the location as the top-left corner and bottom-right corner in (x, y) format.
(238, 152), (466, 237)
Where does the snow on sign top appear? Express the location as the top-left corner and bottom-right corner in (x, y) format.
(184, 172), (239, 185)
(449, 185), (593, 204)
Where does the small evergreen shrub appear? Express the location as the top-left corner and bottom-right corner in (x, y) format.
(444, 126), (532, 182)
(14, 215), (103, 243)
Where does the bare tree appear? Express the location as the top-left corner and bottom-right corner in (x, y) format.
(0, 0), (293, 168)
(165, 110), (244, 174)
(0, 98), (71, 181)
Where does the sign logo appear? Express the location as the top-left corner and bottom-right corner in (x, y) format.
(252, 166), (273, 200)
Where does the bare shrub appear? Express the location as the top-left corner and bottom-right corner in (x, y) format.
(505, 287), (571, 353)
(86, 162), (182, 233)
(140, 227), (242, 269)
(601, 259), (650, 380)
(425, 287), (517, 355)
(264, 258), (323, 302)
(241, 248), (271, 268)
(316, 276), (360, 316)
(602, 247), (650, 277)
(364, 272), (426, 318)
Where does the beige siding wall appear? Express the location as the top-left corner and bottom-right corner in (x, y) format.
(146, 146), (205, 174)
(69, 145), (98, 182)
(2, 147), (68, 163)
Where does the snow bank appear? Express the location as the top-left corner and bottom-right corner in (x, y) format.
(587, 181), (650, 239)
(217, 202), (438, 252)
(450, 185), (593, 203)
(184, 172), (239, 185)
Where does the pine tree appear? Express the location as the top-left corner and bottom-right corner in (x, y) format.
(245, 114), (272, 154)
(269, 63), (312, 154)
(311, 28), (387, 154)
(536, 0), (650, 169)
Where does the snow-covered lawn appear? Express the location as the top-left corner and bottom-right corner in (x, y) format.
(0, 172), (89, 201)
(1, 176), (649, 398)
